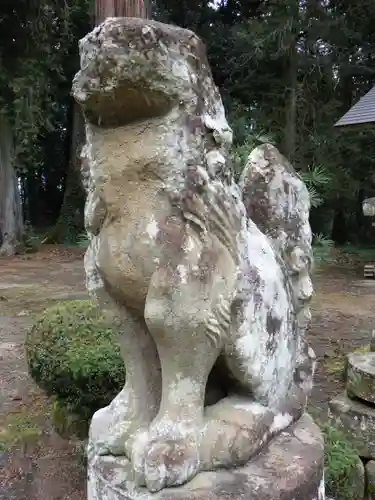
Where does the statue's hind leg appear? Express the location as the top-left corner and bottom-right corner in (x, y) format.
(198, 337), (317, 472)
(131, 245), (235, 492)
(89, 299), (161, 457)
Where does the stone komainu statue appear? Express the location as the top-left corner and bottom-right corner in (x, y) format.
(73, 17), (321, 498)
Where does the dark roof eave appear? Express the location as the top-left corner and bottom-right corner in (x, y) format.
(334, 120), (375, 130)
(334, 85), (375, 128)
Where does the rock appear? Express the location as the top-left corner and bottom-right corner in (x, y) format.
(352, 457), (365, 499)
(88, 413), (325, 500)
(363, 198), (375, 217)
(371, 330), (375, 352)
(329, 391), (375, 458)
(366, 460), (375, 499)
(17, 310), (29, 317)
(347, 352), (375, 403)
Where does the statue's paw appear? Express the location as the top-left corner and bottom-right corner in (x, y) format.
(130, 419), (203, 490)
(89, 388), (154, 457)
(142, 438), (200, 492)
(100, 421), (149, 457)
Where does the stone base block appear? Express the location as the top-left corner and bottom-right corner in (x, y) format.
(366, 461), (375, 499)
(88, 413), (325, 500)
(329, 391), (375, 458)
(347, 352), (375, 404)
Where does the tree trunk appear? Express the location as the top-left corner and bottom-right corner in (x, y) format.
(0, 117), (23, 256)
(284, 38), (297, 161)
(50, 103), (86, 243)
(283, 0), (299, 161)
(52, 0), (153, 244)
(96, 0), (152, 24)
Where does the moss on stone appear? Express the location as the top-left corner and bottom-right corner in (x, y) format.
(324, 344), (370, 379)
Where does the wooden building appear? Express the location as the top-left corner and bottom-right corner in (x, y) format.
(335, 86), (375, 278)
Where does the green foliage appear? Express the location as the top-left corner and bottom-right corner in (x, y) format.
(16, 223), (42, 254)
(301, 165), (332, 209)
(322, 423), (362, 500)
(3, 0), (375, 245)
(230, 132), (276, 179)
(25, 300), (125, 416)
(51, 398), (90, 440)
(75, 232), (89, 249)
(313, 233), (335, 265)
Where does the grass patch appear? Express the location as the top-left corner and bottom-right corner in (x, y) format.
(313, 243), (375, 271)
(321, 423), (362, 500)
(0, 411), (42, 451)
(309, 409), (363, 500)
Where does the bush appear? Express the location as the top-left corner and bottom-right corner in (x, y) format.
(51, 398), (90, 440)
(26, 300), (125, 417)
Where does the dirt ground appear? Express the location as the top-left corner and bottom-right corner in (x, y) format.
(1, 246), (375, 499)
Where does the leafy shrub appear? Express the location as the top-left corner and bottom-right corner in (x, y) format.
(75, 231), (89, 249)
(26, 300), (125, 417)
(322, 423), (363, 500)
(230, 132), (277, 179)
(51, 398), (90, 440)
(16, 222), (42, 254)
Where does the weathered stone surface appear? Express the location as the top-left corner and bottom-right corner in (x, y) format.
(240, 144), (313, 324)
(370, 330), (375, 352)
(363, 198), (375, 217)
(329, 391), (375, 458)
(240, 143), (314, 385)
(88, 413), (325, 500)
(351, 456), (365, 500)
(73, 16), (319, 494)
(366, 460), (375, 499)
(347, 352), (375, 404)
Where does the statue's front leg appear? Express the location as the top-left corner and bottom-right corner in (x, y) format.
(131, 256), (229, 492)
(89, 301), (161, 457)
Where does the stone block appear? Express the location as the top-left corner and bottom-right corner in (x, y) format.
(347, 352), (375, 404)
(88, 413), (325, 500)
(370, 331), (375, 352)
(329, 392), (375, 458)
(350, 456), (365, 500)
(366, 460), (375, 499)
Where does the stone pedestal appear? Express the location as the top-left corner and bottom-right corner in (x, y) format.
(347, 352), (375, 403)
(366, 461), (375, 499)
(88, 413), (325, 500)
(328, 350), (375, 499)
(329, 352), (375, 459)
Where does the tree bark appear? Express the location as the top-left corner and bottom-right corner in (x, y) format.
(49, 103), (86, 243)
(96, 0), (152, 24)
(52, 0), (153, 244)
(283, 0), (299, 161)
(284, 37), (297, 161)
(0, 117), (23, 256)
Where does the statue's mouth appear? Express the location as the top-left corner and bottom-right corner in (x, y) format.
(76, 81), (175, 128)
